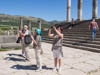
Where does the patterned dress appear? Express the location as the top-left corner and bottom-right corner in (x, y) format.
(52, 35), (63, 58)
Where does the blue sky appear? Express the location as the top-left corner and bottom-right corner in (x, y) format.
(0, 0), (100, 21)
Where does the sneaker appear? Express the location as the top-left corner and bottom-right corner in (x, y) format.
(21, 54), (25, 58)
(58, 67), (62, 72)
(25, 58), (30, 61)
(36, 67), (42, 71)
(53, 67), (57, 71)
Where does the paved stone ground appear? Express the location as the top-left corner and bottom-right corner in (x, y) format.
(0, 42), (100, 75)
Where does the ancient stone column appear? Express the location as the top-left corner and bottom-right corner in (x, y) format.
(78, 0), (82, 21)
(19, 17), (23, 30)
(67, 0), (71, 22)
(39, 21), (41, 31)
(37, 20), (41, 31)
(92, 0), (98, 19)
(28, 20), (32, 31)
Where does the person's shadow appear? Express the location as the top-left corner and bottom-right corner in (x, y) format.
(7, 53), (25, 58)
(4, 53), (26, 62)
(6, 53), (53, 71)
(11, 64), (53, 70)
(4, 57), (25, 62)
(11, 65), (37, 70)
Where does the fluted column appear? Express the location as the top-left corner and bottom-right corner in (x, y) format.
(67, 0), (71, 22)
(92, 0), (98, 19)
(78, 0), (82, 21)
(39, 21), (41, 31)
(19, 17), (23, 30)
(28, 20), (32, 31)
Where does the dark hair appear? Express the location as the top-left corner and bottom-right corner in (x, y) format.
(35, 29), (42, 35)
(34, 29), (38, 35)
(56, 26), (63, 33)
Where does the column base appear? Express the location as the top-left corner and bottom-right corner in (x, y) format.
(92, 17), (98, 20)
(77, 19), (83, 21)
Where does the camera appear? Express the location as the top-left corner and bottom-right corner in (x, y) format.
(51, 26), (53, 29)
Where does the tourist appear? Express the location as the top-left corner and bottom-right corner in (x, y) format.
(18, 25), (36, 61)
(48, 26), (64, 72)
(33, 29), (43, 71)
(89, 19), (99, 41)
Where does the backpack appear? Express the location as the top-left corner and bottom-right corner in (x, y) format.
(24, 35), (32, 44)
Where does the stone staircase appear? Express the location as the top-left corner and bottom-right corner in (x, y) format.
(42, 19), (100, 53)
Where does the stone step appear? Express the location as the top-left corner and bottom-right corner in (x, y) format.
(42, 31), (100, 35)
(65, 28), (100, 30)
(63, 31), (100, 34)
(64, 38), (100, 42)
(65, 30), (100, 32)
(63, 33), (100, 36)
(42, 32), (100, 37)
(43, 38), (100, 48)
(64, 36), (100, 39)
(64, 34), (100, 37)
(63, 43), (100, 53)
(63, 41), (100, 49)
(63, 40), (100, 45)
(43, 37), (100, 45)
(43, 36), (100, 41)
(43, 35), (100, 40)
(43, 40), (100, 53)
(73, 27), (89, 29)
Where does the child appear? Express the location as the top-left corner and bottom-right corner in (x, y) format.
(33, 29), (42, 71)
(48, 26), (64, 72)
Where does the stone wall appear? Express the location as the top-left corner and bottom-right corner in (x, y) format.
(0, 35), (21, 48)
(0, 35), (16, 43)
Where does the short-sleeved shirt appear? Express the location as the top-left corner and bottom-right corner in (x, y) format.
(21, 30), (30, 41)
(90, 22), (98, 29)
(34, 35), (41, 50)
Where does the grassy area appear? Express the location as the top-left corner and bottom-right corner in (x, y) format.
(0, 47), (21, 52)
(0, 25), (18, 31)
(14, 47), (22, 50)
(0, 25), (18, 35)
(0, 48), (9, 51)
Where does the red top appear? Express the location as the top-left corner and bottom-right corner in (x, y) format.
(90, 21), (98, 29)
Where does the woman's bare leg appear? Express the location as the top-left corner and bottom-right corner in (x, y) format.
(59, 59), (61, 68)
(54, 58), (57, 67)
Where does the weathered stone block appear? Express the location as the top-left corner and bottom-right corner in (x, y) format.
(3, 36), (17, 43)
(1, 43), (21, 48)
(0, 36), (4, 43)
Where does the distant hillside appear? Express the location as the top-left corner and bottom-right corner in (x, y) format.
(0, 14), (49, 28)
(0, 14), (65, 30)
(48, 20), (65, 26)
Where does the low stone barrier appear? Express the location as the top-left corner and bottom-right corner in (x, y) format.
(0, 35), (21, 48)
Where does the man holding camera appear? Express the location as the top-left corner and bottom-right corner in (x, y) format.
(18, 25), (36, 61)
